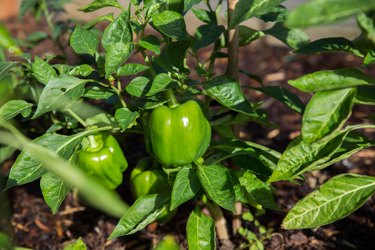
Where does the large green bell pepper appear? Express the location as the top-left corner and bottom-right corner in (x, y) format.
(77, 133), (128, 189)
(147, 100), (211, 166)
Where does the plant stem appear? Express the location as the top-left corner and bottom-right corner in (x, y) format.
(227, 0), (239, 80)
(66, 108), (88, 128)
(205, 198), (230, 241)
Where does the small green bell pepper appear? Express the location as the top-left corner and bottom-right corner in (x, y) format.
(147, 100), (211, 166)
(130, 158), (175, 222)
(77, 133), (128, 189)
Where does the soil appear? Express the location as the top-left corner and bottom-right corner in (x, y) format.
(1, 12), (375, 250)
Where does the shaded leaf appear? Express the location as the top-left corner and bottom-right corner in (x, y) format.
(152, 10), (188, 40)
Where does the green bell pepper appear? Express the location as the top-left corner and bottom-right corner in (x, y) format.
(130, 158), (175, 222)
(77, 133), (128, 189)
(147, 100), (211, 166)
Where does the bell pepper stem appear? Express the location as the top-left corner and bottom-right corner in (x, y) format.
(87, 134), (102, 150)
(164, 89), (179, 108)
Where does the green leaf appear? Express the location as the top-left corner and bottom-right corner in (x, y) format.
(294, 37), (363, 56)
(40, 172), (71, 214)
(83, 86), (115, 100)
(314, 131), (373, 170)
(139, 35), (161, 55)
(117, 63), (149, 76)
(197, 164), (235, 212)
(357, 12), (375, 44)
(125, 76), (150, 97)
(0, 100), (33, 122)
(0, 232), (13, 250)
(192, 9), (215, 24)
(355, 86), (375, 105)
(256, 86), (305, 114)
(32, 75), (89, 118)
(230, 0), (284, 27)
(193, 24), (225, 51)
(63, 238), (87, 250)
(203, 76), (260, 119)
(170, 166), (202, 210)
(0, 62), (16, 81)
(286, 0), (375, 28)
(289, 68), (375, 92)
(105, 42), (134, 78)
(236, 170), (278, 210)
(102, 10), (132, 50)
(70, 26), (99, 56)
(152, 10), (188, 40)
(283, 174), (375, 229)
(18, 0), (37, 20)
(69, 64), (94, 77)
(110, 194), (169, 238)
(186, 208), (215, 250)
(32, 56), (57, 85)
(268, 125), (374, 183)
(238, 26), (264, 46)
(79, 0), (122, 12)
(114, 108), (139, 130)
(0, 145), (16, 165)
(154, 40), (190, 72)
(26, 31), (48, 43)
(146, 73), (174, 96)
(6, 132), (86, 188)
(264, 23), (310, 49)
(302, 88), (356, 142)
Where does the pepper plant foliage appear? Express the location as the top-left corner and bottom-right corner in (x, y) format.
(0, 0), (375, 248)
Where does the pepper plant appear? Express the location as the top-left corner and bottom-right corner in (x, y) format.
(0, 0), (375, 249)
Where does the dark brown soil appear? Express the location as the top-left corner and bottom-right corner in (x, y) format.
(1, 12), (375, 250)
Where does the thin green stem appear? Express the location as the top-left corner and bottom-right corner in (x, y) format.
(165, 89), (179, 108)
(66, 108), (88, 128)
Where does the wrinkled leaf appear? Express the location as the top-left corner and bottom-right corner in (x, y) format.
(283, 174), (375, 229)
(125, 76), (150, 97)
(70, 26), (99, 56)
(105, 42), (134, 78)
(32, 56), (57, 85)
(102, 10), (132, 50)
(115, 108), (139, 130)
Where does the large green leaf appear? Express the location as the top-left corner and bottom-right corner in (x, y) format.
(170, 166), (202, 210)
(286, 0), (375, 28)
(102, 10), (132, 50)
(125, 76), (150, 97)
(152, 10), (188, 40)
(0, 100), (33, 122)
(197, 164), (235, 212)
(105, 42), (134, 78)
(32, 75), (89, 118)
(268, 125), (375, 182)
(230, 0), (284, 27)
(203, 76), (261, 119)
(302, 88), (356, 142)
(70, 26), (99, 56)
(186, 208), (215, 250)
(289, 68), (375, 92)
(109, 194), (169, 238)
(283, 174), (375, 229)
(40, 172), (71, 214)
